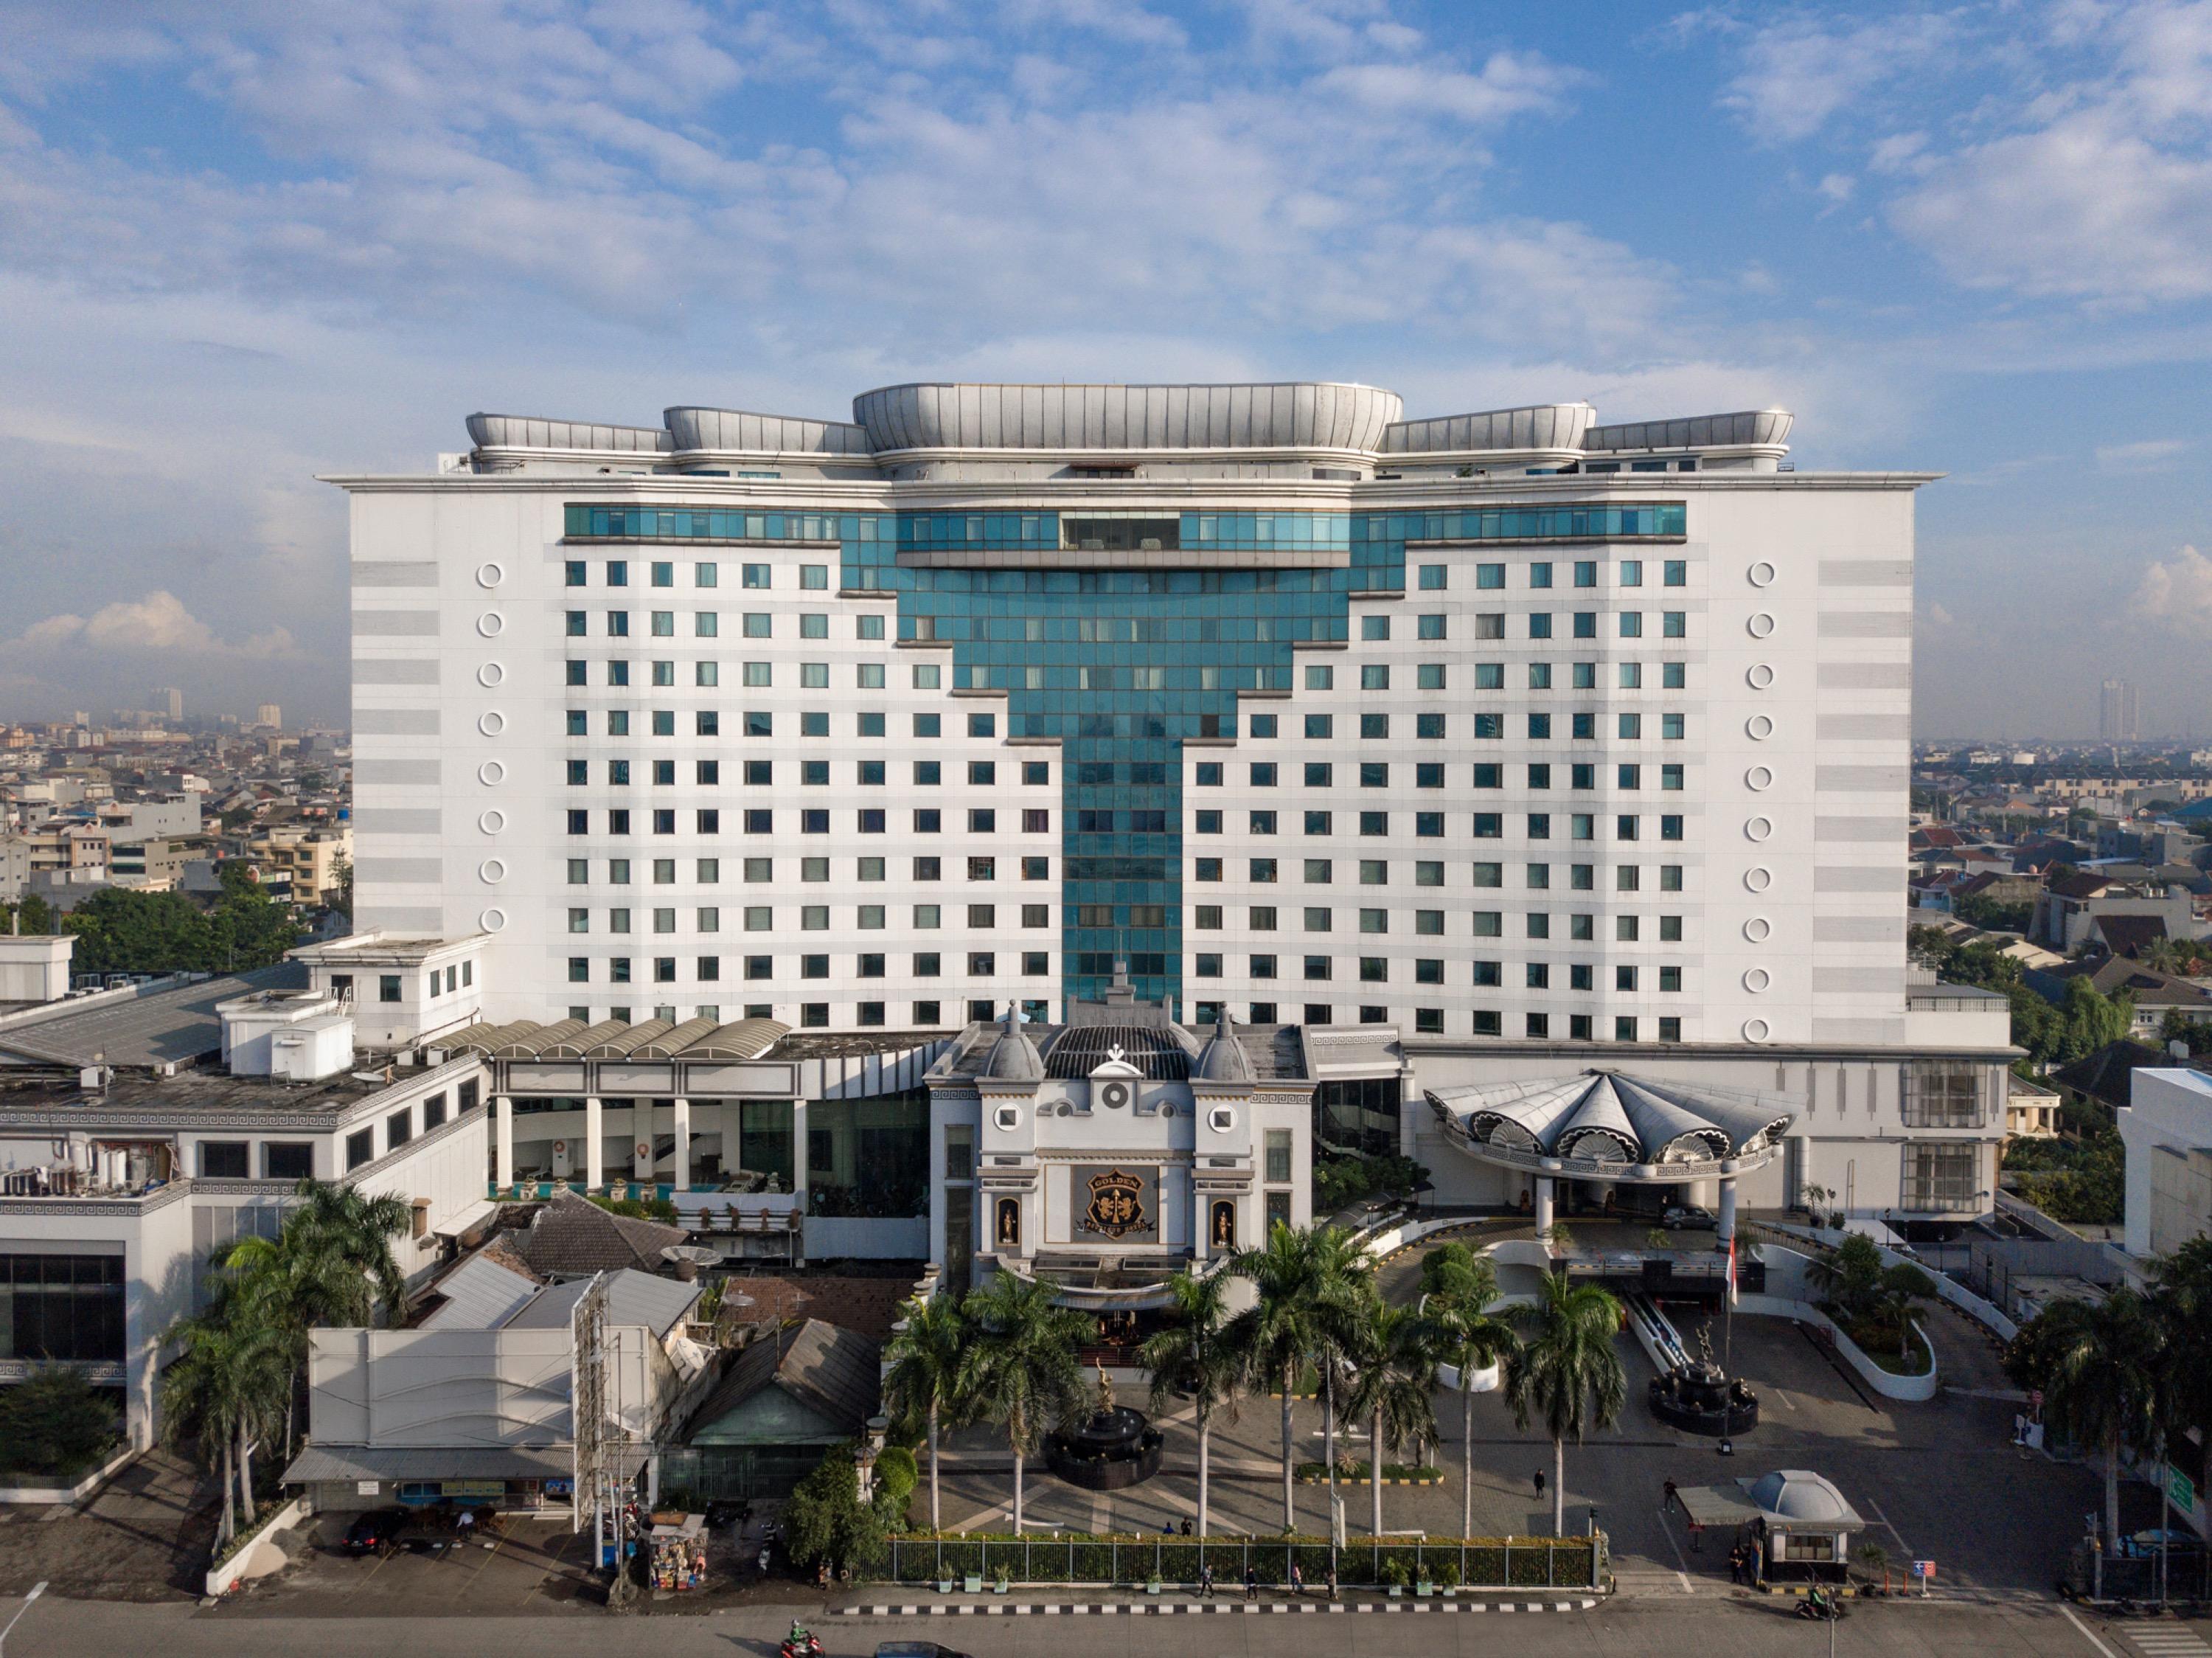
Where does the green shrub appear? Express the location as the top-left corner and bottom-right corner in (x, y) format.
(0, 1370), (119, 1481)
(782, 1443), (885, 1574)
(1380, 1556), (1411, 1586)
(874, 1445), (918, 1505)
(1431, 1558), (1461, 1589)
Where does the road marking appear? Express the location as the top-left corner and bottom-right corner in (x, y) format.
(1653, 1508), (1697, 1592)
(1769, 1387), (1798, 1412)
(2062, 1606), (2124, 1658)
(1860, 1496), (1915, 1561)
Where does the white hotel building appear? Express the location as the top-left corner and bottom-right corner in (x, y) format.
(325, 382), (2013, 1259)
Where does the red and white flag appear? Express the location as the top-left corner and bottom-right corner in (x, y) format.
(1726, 1235), (1739, 1305)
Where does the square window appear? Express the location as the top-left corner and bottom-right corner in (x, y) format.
(1361, 615), (1391, 641)
(1418, 564), (1446, 589)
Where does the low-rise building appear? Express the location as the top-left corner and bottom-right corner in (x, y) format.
(2121, 1067), (2212, 1258)
(243, 823), (352, 906)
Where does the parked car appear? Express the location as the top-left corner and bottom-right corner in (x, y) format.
(1662, 1205), (1717, 1231)
(876, 1644), (976, 1658)
(343, 1508), (411, 1556)
(2120, 1528), (2205, 1559)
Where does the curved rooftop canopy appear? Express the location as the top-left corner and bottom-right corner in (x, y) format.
(1746, 1469), (1862, 1527)
(1380, 402), (1595, 455)
(850, 381), (1404, 453)
(1426, 1070), (1795, 1176)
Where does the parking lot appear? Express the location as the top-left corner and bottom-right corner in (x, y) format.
(214, 1513), (607, 1617)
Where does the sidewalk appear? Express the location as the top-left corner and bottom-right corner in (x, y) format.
(833, 1588), (1601, 1616)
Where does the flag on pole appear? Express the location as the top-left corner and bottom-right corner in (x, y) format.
(1726, 1234), (1739, 1305)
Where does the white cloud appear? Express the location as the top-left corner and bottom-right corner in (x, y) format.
(2130, 544), (2212, 638)
(1818, 172), (1855, 201)
(2098, 437), (2191, 472)
(1720, 13), (1956, 142)
(8, 592), (300, 659)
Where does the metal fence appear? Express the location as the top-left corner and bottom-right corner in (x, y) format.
(880, 1535), (1601, 1590)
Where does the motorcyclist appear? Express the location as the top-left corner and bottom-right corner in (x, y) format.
(787, 1617), (813, 1650)
(1804, 1583), (1834, 1618)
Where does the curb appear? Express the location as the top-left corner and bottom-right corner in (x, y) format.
(1755, 1582), (1857, 1599)
(1293, 1476), (1444, 1486)
(837, 1598), (1600, 1616)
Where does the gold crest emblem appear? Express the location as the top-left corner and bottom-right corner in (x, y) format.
(1081, 1168), (1147, 1239)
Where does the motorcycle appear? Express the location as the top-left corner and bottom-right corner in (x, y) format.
(1795, 1593), (1846, 1622)
(780, 1634), (825, 1658)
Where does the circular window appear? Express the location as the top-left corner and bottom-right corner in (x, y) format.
(479, 808), (507, 835)
(478, 710), (506, 737)
(1745, 765), (1774, 791)
(475, 561), (505, 589)
(480, 906), (507, 933)
(1747, 663), (1775, 690)
(1744, 968), (1771, 993)
(1747, 612), (1777, 639)
(1745, 816), (1773, 842)
(1742, 1018), (1771, 1044)
(1748, 560), (1777, 588)
(1744, 917), (1773, 943)
(479, 858), (507, 884)
(476, 662), (505, 689)
(1745, 866), (1773, 893)
(477, 759), (507, 787)
(1746, 714), (1774, 740)
(476, 611), (505, 639)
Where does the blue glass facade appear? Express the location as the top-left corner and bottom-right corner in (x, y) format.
(849, 512), (1366, 1009)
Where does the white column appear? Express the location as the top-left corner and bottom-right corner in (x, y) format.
(1534, 1176), (1555, 1235)
(673, 1098), (692, 1193)
(633, 1103), (654, 1183)
(495, 1096), (514, 1190)
(1717, 1175), (1738, 1247)
(585, 1097), (604, 1191)
(790, 1099), (808, 1207)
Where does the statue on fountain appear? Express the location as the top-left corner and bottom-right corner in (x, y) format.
(1094, 1361), (1115, 1420)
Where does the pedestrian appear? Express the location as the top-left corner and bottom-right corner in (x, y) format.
(1245, 1564), (1259, 1601)
(1663, 1478), (1678, 1514)
(456, 1508), (476, 1541)
(1200, 1561), (1215, 1599)
(1290, 1561), (1304, 1598)
(1534, 1469), (1546, 1498)
(1180, 1519), (1193, 1537)
(1326, 1563), (1338, 1602)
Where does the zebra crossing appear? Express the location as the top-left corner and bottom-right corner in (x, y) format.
(2119, 1615), (2212, 1658)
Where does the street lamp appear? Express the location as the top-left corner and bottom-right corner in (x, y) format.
(0, 1582), (46, 1657)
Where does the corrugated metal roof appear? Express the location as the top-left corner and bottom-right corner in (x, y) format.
(282, 1444), (574, 1484)
(679, 1319), (881, 1443)
(418, 1251), (542, 1331)
(0, 962), (308, 1069)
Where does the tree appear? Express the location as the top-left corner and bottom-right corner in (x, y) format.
(1875, 1263), (1938, 1362)
(2152, 1238), (2212, 1518)
(1425, 1251), (1520, 1538)
(956, 1272), (1093, 1536)
(1227, 1223), (1370, 1533)
(2057, 976), (2135, 1066)
(1138, 1266), (1240, 1538)
(159, 1302), (289, 1547)
(1344, 1299), (1438, 1541)
(2011, 1290), (2163, 1546)
(1806, 1234), (1885, 1322)
(219, 1179), (414, 1465)
(881, 1291), (970, 1532)
(782, 1443), (886, 1575)
(1503, 1271), (1626, 1536)
(0, 1367), (117, 1479)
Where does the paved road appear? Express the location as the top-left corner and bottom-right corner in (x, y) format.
(4, 1586), (2199, 1658)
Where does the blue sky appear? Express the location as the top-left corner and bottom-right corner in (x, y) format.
(1, 0), (2208, 736)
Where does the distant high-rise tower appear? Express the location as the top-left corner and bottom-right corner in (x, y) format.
(159, 687), (184, 721)
(255, 703), (282, 730)
(2100, 679), (2141, 742)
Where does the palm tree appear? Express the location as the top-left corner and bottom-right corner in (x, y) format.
(220, 1178), (414, 1464)
(1227, 1223), (1370, 1533)
(1343, 1299), (1439, 1541)
(2152, 1239), (2212, 1513)
(882, 1291), (970, 1532)
(1875, 1263), (1938, 1363)
(1304, 1226), (1375, 1538)
(1504, 1271), (1627, 1535)
(1805, 1233), (1884, 1320)
(1138, 1266), (1240, 1538)
(159, 1302), (288, 1547)
(956, 1271), (1093, 1536)
(2033, 1289), (2165, 1546)
(1427, 1252), (1520, 1537)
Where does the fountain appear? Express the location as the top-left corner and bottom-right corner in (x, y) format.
(1044, 1363), (1164, 1491)
(1648, 1327), (1759, 1436)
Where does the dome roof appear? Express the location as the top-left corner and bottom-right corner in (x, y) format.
(1746, 1470), (1859, 1526)
(1425, 1071), (1795, 1170)
(1193, 1013), (1253, 1083)
(982, 1005), (1044, 1082)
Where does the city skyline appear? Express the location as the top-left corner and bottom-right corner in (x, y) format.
(0, 1), (2208, 735)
